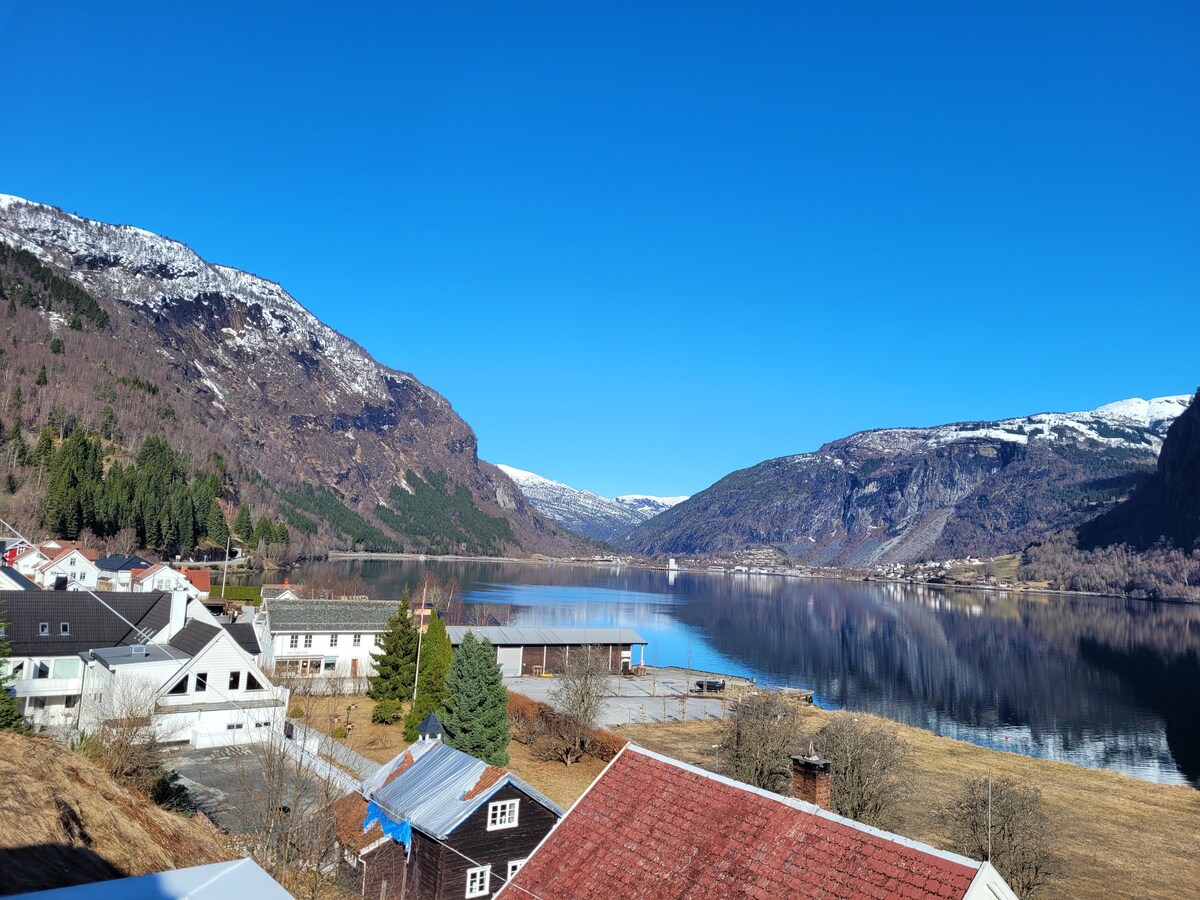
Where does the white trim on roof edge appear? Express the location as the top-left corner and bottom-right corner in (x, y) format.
(962, 862), (1021, 900)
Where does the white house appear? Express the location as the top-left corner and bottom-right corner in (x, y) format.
(11, 544), (50, 579)
(0, 589), (285, 746)
(36, 548), (101, 591)
(256, 597), (402, 688)
(0, 566), (38, 591)
(130, 562), (210, 600)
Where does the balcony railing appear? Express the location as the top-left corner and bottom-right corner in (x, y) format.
(12, 676), (83, 698)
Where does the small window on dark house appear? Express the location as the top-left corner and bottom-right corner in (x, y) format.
(60, 622), (70, 635)
(38, 622), (49, 636)
(195, 672), (208, 692)
(167, 677), (188, 695)
(229, 672), (241, 690)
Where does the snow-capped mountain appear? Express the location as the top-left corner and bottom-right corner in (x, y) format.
(0, 194), (581, 555)
(625, 395), (1192, 565)
(497, 465), (687, 543)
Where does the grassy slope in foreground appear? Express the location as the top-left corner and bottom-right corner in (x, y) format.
(617, 707), (1200, 900)
(0, 731), (231, 895)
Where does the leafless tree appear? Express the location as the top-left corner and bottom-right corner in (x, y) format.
(542, 646), (609, 766)
(81, 677), (170, 794)
(940, 775), (1058, 897)
(717, 691), (798, 795)
(813, 715), (912, 828)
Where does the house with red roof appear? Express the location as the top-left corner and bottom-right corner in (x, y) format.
(501, 744), (1019, 900)
(35, 547), (101, 590)
(330, 726), (563, 900)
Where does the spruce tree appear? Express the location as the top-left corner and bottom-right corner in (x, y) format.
(234, 506), (253, 541)
(368, 591), (418, 701)
(253, 514), (274, 549)
(404, 615), (453, 740)
(442, 631), (510, 765)
(206, 498), (229, 546)
(35, 365), (47, 387)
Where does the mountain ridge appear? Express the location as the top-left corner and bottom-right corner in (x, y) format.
(0, 194), (581, 556)
(497, 464), (687, 544)
(623, 394), (1191, 565)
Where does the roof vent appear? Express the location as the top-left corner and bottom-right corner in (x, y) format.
(130, 644), (147, 657)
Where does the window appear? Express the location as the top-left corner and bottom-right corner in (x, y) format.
(507, 859), (526, 880)
(487, 799), (520, 831)
(30, 697), (46, 710)
(352, 634), (361, 647)
(195, 672), (208, 692)
(465, 865), (491, 898)
(167, 676), (188, 694)
(323, 658), (336, 671)
(374, 634), (383, 647)
(246, 673), (263, 691)
(60, 622), (70, 635)
(38, 622), (49, 636)
(225, 723), (244, 731)
(229, 672), (241, 690)
(289, 634), (299, 649)
(303, 634), (313, 649)
(329, 634), (338, 647)
(65, 695), (78, 709)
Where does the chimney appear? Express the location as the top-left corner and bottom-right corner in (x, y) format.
(792, 744), (832, 809)
(168, 589), (189, 636)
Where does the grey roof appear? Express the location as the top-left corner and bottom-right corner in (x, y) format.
(0, 566), (38, 589)
(91, 643), (189, 669)
(0, 590), (171, 656)
(168, 619), (221, 656)
(445, 626), (648, 647)
(367, 741), (563, 840)
(223, 621), (261, 656)
(417, 712), (444, 739)
(267, 598), (401, 632)
(20, 858), (292, 899)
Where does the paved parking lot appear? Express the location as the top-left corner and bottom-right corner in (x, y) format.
(507, 666), (755, 726)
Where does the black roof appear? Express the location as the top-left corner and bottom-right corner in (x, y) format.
(96, 554), (154, 572)
(0, 591), (171, 656)
(0, 567), (38, 590)
(168, 620), (221, 656)
(417, 712), (444, 739)
(223, 622), (261, 656)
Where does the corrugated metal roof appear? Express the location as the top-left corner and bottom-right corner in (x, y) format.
(266, 598), (401, 632)
(445, 626), (647, 646)
(367, 741), (563, 839)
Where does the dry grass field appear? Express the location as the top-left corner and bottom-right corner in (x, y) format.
(618, 706), (1200, 900)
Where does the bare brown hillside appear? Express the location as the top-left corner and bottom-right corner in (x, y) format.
(0, 731), (230, 895)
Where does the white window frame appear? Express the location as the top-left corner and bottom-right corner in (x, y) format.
(507, 858), (526, 880)
(303, 633), (313, 648)
(353, 633), (361, 647)
(289, 634), (299, 649)
(465, 865), (491, 898)
(329, 633), (338, 647)
(487, 799), (520, 831)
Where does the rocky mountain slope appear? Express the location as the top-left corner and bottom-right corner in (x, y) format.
(497, 464), (687, 543)
(1078, 391), (1200, 552)
(0, 194), (579, 556)
(624, 396), (1191, 565)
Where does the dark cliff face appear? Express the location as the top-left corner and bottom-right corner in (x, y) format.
(0, 196), (577, 555)
(1079, 391), (1200, 552)
(626, 412), (1174, 565)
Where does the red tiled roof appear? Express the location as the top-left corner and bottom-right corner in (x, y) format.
(182, 568), (211, 591)
(504, 746), (982, 900)
(330, 793), (382, 853)
(462, 765), (506, 801)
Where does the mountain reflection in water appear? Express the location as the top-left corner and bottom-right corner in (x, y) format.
(279, 559), (1200, 786)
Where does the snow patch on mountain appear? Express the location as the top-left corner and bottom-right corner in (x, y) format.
(497, 465), (687, 543)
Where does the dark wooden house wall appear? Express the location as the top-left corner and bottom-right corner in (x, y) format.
(441, 783), (560, 898)
(362, 829), (444, 900)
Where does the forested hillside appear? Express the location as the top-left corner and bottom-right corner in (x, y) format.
(0, 195), (583, 558)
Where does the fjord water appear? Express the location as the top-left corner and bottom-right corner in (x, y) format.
(284, 559), (1200, 786)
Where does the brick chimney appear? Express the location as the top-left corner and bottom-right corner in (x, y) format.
(792, 744), (832, 809)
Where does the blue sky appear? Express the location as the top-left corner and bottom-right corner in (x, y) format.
(2, 2), (1196, 497)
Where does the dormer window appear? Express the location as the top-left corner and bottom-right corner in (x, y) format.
(487, 799), (519, 831)
(38, 622), (49, 636)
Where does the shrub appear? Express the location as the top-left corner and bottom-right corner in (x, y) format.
(288, 707), (304, 719)
(331, 726), (348, 739)
(371, 699), (403, 725)
(507, 692), (626, 762)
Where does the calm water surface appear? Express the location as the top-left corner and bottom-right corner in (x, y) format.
(267, 559), (1200, 786)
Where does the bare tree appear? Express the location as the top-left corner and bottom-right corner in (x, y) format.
(940, 775), (1058, 897)
(813, 715), (911, 827)
(543, 645), (609, 766)
(82, 677), (171, 794)
(717, 691), (797, 795)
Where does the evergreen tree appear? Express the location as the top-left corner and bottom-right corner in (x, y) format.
(404, 615), (453, 740)
(33, 427), (55, 465)
(234, 506), (253, 541)
(0, 604), (26, 730)
(206, 499), (229, 546)
(7, 424), (27, 466)
(35, 365), (47, 387)
(253, 514), (274, 549)
(49, 337), (64, 354)
(442, 631), (509, 765)
(273, 521), (290, 546)
(368, 591), (418, 701)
